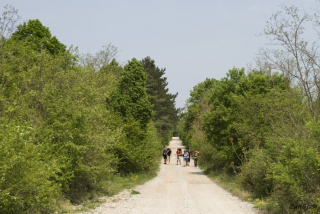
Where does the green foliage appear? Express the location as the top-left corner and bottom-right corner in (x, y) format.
(266, 136), (320, 210)
(107, 58), (153, 131)
(0, 122), (61, 213)
(0, 35), (121, 209)
(141, 56), (179, 145)
(106, 58), (162, 174)
(80, 44), (119, 72)
(0, 6), (173, 212)
(100, 58), (123, 79)
(0, 17), (165, 213)
(239, 148), (271, 198)
(40, 67), (120, 202)
(178, 67), (320, 212)
(9, 19), (66, 55)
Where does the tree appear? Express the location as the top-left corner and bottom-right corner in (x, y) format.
(80, 44), (118, 72)
(0, 5), (20, 41)
(106, 58), (155, 173)
(9, 19), (66, 55)
(107, 58), (153, 130)
(0, 5), (20, 71)
(99, 58), (123, 79)
(141, 56), (179, 144)
(257, 4), (320, 120)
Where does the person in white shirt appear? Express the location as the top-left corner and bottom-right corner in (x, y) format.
(183, 150), (189, 167)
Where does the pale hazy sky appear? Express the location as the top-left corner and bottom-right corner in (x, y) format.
(1, 0), (317, 108)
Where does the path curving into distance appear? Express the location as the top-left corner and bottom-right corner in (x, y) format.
(81, 137), (257, 214)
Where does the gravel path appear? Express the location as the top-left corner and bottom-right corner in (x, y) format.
(81, 137), (257, 214)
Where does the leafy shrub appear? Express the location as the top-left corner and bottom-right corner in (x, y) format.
(240, 148), (271, 198)
(0, 122), (61, 213)
(267, 137), (320, 211)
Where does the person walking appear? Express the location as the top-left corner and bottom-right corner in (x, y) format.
(183, 150), (189, 167)
(163, 148), (168, 164)
(167, 148), (172, 164)
(176, 148), (181, 165)
(193, 151), (199, 166)
(187, 150), (191, 166)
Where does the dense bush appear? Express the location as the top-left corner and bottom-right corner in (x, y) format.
(0, 122), (60, 213)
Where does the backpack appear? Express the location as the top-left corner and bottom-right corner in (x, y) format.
(163, 149), (167, 154)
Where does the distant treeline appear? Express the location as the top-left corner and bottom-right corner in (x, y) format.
(0, 5), (178, 213)
(178, 4), (320, 213)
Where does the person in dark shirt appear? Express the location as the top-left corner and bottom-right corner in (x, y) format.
(163, 148), (167, 164)
(167, 148), (172, 164)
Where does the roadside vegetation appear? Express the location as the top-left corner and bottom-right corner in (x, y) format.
(0, 5), (178, 213)
(178, 3), (320, 214)
(2, 1), (320, 213)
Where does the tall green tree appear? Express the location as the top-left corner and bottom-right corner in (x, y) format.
(141, 56), (179, 144)
(9, 19), (66, 55)
(107, 58), (153, 130)
(106, 58), (155, 173)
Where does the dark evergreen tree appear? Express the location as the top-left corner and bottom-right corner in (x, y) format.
(141, 56), (179, 144)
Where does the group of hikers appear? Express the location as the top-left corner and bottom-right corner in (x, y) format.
(162, 148), (199, 167)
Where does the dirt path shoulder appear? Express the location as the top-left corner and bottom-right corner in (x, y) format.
(81, 137), (257, 214)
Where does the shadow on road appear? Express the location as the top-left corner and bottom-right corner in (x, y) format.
(188, 171), (205, 175)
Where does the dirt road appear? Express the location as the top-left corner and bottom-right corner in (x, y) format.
(82, 137), (257, 214)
